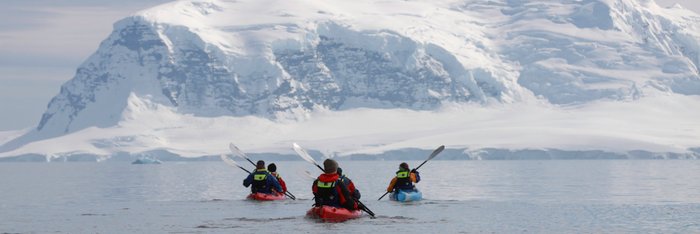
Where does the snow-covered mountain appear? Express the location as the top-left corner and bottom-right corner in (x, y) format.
(2, 0), (700, 160)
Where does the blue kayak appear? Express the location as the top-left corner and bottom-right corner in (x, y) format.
(390, 189), (422, 202)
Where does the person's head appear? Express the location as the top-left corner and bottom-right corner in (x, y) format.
(267, 163), (277, 172)
(323, 159), (338, 174)
(337, 167), (343, 176)
(256, 160), (265, 169)
(399, 162), (409, 171)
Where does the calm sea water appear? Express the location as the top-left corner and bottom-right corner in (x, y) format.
(1, 160), (700, 233)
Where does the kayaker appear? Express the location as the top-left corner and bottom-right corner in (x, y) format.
(386, 162), (420, 193)
(267, 163), (287, 193)
(312, 159), (358, 210)
(243, 160), (282, 194)
(337, 167), (361, 200)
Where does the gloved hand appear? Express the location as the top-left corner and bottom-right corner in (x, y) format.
(353, 189), (362, 200)
(412, 169), (421, 183)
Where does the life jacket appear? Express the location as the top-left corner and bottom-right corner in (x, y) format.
(251, 169), (271, 193)
(314, 173), (355, 209)
(394, 169), (414, 191)
(315, 173), (341, 206)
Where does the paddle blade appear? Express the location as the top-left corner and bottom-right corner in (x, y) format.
(293, 143), (325, 172)
(292, 143), (317, 165)
(428, 145), (445, 160)
(228, 143), (248, 159)
(413, 145), (446, 171)
(221, 154), (241, 168)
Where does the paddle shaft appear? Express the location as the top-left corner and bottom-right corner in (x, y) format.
(414, 145), (444, 171)
(357, 200), (375, 217)
(413, 159), (430, 171)
(378, 191), (390, 201)
(236, 165), (252, 174)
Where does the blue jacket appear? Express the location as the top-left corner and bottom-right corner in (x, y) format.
(243, 169), (283, 194)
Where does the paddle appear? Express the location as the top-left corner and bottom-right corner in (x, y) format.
(229, 143), (257, 167)
(220, 154), (251, 173)
(292, 143), (324, 172)
(292, 143), (376, 218)
(227, 143), (296, 200)
(378, 145), (445, 201)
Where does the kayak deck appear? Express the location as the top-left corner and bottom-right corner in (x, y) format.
(306, 205), (362, 222)
(391, 189), (423, 202)
(247, 192), (286, 201)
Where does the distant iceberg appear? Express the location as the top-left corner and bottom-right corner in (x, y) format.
(132, 157), (162, 165)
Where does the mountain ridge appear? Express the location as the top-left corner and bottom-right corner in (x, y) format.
(2, 0), (699, 159)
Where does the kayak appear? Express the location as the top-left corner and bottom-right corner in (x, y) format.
(391, 189), (422, 202)
(306, 205), (362, 222)
(247, 192), (286, 201)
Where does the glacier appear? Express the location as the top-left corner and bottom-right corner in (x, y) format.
(1, 0), (700, 160)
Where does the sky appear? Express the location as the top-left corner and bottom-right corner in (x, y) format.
(0, 0), (699, 131)
(0, 0), (173, 131)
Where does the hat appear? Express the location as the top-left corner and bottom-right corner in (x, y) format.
(267, 163), (277, 172)
(256, 160), (265, 169)
(323, 159), (338, 174)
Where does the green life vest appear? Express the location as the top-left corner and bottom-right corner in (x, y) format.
(395, 170), (413, 190)
(396, 171), (409, 178)
(317, 180), (336, 188)
(254, 174), (267, 181)
(251, 169), (270, 192)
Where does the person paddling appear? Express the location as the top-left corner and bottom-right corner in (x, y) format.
(243, 160), (282, 194)
(386, 162), (420, 194)
(312, 159), (358, 210)
(267, 163), (287, 193)
(337, 167), (361, 200)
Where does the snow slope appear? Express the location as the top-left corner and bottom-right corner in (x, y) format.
(2, 92), (698, 160)
(1, 0), (700, 159)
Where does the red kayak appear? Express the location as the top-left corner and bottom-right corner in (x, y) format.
(306, 206), (362, 222)
(246, 192), (286, 201)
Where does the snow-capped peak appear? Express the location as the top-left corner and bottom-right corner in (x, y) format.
(1, 0), (700, 159)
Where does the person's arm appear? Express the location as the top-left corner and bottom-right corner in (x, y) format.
(349, 181), (361, 199)
(337, 181), (357, 210)
(411, 170), (420, 183)
(243, 173), (253, 187)
(268, 173), (283, 192)
(277, 176), (288, 192)
(386, 177), (397, 192)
